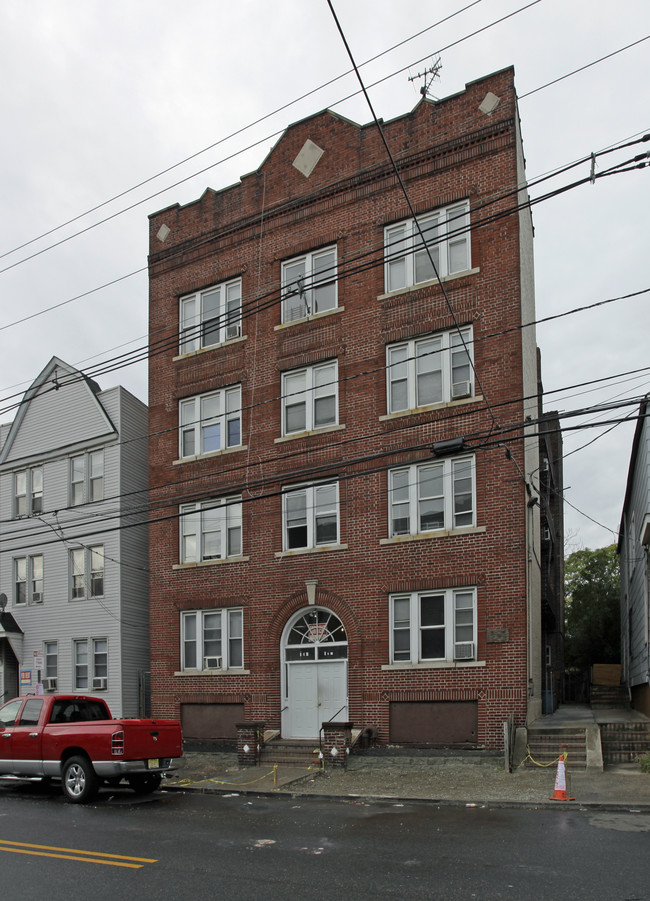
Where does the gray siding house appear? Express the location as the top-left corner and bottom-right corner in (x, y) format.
(618, 395), (650, 717)
(0, 358), (149, 717)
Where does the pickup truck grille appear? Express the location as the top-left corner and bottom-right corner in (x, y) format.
(111, 730), (125, 756)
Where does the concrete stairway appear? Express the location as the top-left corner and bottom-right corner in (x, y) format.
(590, 684), (630, 709)
(259, 738), (321, 767)
(524, 727), (588, 770)
(600, 721), (650, 764)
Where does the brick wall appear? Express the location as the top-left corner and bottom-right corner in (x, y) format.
(147, 67), (537, 749)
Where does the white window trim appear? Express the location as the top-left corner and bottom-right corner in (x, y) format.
(389, 588), (477, 664)
(388, 456), (476, 538)
(70, 451), (104, 506)
(44, 640), (58, 680)
(179, 496), (243, 564)
(282, 481), (340, 552)
(179, 277), (242, 354)
(178, 385), (242, 460)
(180, 608), (244, 672)
(14, 467), (43, 518)
(281, 245), (338, 323)
(384, 200), (471, 293)
(386, 328), (473, 415)
(14, 554), (44, 606)
(281, 360), (339, 436)
(70, 545), (105, 601)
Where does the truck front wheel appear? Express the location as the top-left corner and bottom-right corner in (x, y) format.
(62, 755), (99, 803)
(128, 773), (162, 795)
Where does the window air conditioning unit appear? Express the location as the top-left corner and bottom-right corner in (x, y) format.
(225, 323), (241, 340)
(451, 381), (472, 400)
(43, 677), (57, 692)
(203, 656), (222, 670)
(454, 643), (475, 661)
(32, 592), (42, 604)
(92, 677), (108, 691)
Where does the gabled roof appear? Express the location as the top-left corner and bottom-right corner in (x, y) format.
(0, 357), (117, 469)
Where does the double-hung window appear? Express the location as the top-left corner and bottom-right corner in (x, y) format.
(384, 200), (470, 292)
(14, 555), (43, 605)
(70, 546), (104, 600)
(181, 608), (243, 671)
(44, 641), (58, 681)
(179, 278), (242, 354)
(390, 588), (477, 663)
(14, 468), (43, 517)
(180, 497), (242, 563)
(282, 361), (338, 435)
(73, 638), (108, 690)
(283, 481), (339, 551)
(386, 328), (473, 413)
(388, 457), (475, 537)
(179, 385), (242, 458)
(282, 246), (337, 322)
(70, 451), (104, 505)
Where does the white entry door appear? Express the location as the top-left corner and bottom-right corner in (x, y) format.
(287, 661), (347, 739)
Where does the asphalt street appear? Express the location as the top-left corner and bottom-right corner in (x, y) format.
(1, 779), (649, 900)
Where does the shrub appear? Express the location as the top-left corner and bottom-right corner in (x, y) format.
(638, 753), (650, 774)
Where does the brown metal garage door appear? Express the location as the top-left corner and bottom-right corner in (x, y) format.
(389, 701), (478, 746)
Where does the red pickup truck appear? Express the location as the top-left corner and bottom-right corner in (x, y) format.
(0, 694), (182, 803)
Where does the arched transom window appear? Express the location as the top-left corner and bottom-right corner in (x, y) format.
(285, 609), (348, 662)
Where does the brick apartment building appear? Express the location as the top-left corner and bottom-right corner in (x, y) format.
(147, 66), (550, 750)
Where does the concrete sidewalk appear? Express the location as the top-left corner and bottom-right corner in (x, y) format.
(163, 750), (650, 810)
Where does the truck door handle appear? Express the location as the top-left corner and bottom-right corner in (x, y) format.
(29, 732), (38, 738)
(1, 733), (10, 739)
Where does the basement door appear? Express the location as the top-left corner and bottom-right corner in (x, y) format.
(282, 608), (348, 740)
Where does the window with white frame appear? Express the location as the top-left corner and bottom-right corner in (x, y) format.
(386, 328), (473, 413)
(70, 451), (104, 505)
(390, 588), (476, 663)
(180, 496), (242, 563)
(73, 638), (108, 689)
(282, 246), (337, 322)
(74, 639), (89, 689)
(388, 457), (475, 537)
(282, 361), (338, 435)
(14, 467), (43, 517)
(70, 546), (104, 599)
(44, 641), (58, 680)
(283, 481), (339, 550)
(14, 555), (43, 605)
(384, 200), (470, 293)
(179, 278), (242, 354)
(181, 608), (243, 671)
(179, 385), (242, 459)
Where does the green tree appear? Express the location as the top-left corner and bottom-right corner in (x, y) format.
(564, 544), (620, 669)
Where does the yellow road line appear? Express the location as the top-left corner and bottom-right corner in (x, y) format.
(0, 839), (157, 868)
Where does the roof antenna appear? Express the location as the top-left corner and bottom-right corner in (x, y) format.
(408, 57), (442, 99)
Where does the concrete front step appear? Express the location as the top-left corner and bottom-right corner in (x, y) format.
(260, 740), (321, 766)
(525, 729), (587, 769)
(600, 723), (650, 763)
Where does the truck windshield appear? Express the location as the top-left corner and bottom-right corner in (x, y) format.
(49, 700), (109, 724)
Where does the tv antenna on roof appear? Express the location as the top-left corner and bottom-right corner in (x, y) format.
(408, 57), (442, 99)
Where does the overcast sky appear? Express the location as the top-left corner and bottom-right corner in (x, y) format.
(1, 0), (648, 552)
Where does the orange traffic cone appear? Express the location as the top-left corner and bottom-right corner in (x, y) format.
(549, 752), (575, 801)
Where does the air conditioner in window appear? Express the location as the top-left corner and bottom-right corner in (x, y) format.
(43, 677), (57, 692)
(203, 656), (222, 670)
(454, 643), (475, 661)
(92, 677), (108, 691)
(31, 592), (42, 604)
(225, 323), (241, 340)
(451, 381), (472, 400)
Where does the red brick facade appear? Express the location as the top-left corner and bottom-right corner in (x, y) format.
(147, 67), (542, 750)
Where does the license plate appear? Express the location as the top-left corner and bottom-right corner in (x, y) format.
(148, 758), (159, 769)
